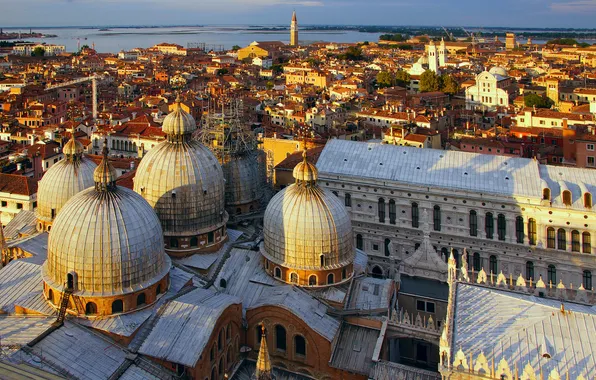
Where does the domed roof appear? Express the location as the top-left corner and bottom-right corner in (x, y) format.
(261, 152), (354, 271)
(36, 135), (97, 224)
(489, 66), (508, 77)
(162, 98), (197, 136)
(134, 139), (227, 236)
(43, 145), (170, 296)
(223, 151), (264, 207)
(292, 150), (318, 182)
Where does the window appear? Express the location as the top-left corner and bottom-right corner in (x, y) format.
(411, 203), (419, 228)
(308, 275), (317, 286)
(585, 193), (593, 208)
(526, 261), (534, 280)
(85, 302), (97, 315)
(137, 293), (146, 306)
(583, 232), (591, 253)
(0, 201), (6, 207)
(294, 336), (306, 357)
(416, 300), (435, 313)
(356, 234), (363, 250)
(208, 231), (214, 244)
(275, 325), (286, 351)
(489, 255), (497, 274)
(516, 216), (524, 243)
(378, 198), (385, 223)
(274, 267), (281, 278)
(290, 273), (298, 284)
(588, 144), (595, 151)
(320, 254), (325, 267)
(342, 268), (347, 280)
(557, 228), (566, 250)
(433, 205), (441, 231)
(170, 237), (179, 248)
(112, 300), (123, 314)
(497, 214), (506, 241)
(473, 252), (481, 272)
(156, 284), (162, 295)
(528, 219), (537, 246)
(562, 190), (572, 206)
(190, 237), (198, 247)
(588, 157), (595, 166)
(256, 325), (266, 344)
(572, 230), (581, 252)
(16, 203), (23, 209)
(548, 265), (556, 284)
(485, 213), (494, 239)
(583, 270), (592, 289)
(469, 211), (478, 237)
(389, 200), (396, 224)
(547, 227), (556, 248)
(327, 273), (334, 284)
(384, 238), (390, 257)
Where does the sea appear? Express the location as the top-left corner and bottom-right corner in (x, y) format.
(1, 26), (383, 53)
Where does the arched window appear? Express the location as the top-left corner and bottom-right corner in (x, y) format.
(220, 279), (227, 288)
(342, 268), (347, 280)
(137, 293), (146, 307)
(485, 213), (494, 239)
(583, 232), (591, 253)
(211, 367), (216, 380)
(308, 275), (317, 286)
(543, 188), (551, 201)
(433, 205), (441, 231)
(389, 199), (396, 224)
(469, 210), (478, 237)
(190, 237), (198, 247)
(372, 266), (383, 279)
(320, 254), (325, 267)
(547, 227), (556, 248)
(47, 289), (54, 303)
(497, 214), (506, 241)
(515, 216), (524, 244)
(218, 329), (223, 352)
(275, 325), (287, 351)
(489, 255), (497, 274)
(548, 265), (557, 285)
(411, 203), (419, 228)
(441, 247), (449, 263)
(378, 198), (386, 223)
(356, 234), (363, 250)
(584, 193), (592, 208)
(473, 252), (481, 272)
(572, 230), (581, 252)
(256, 324), (266, 344)
(208, 231), (214, 244)
(384, 238), (390, 257)
(294, 335), (306, 357)
(290, 273), (298, 284)
(226, 325), (231, 343)
(557, 228), (566, 250)
(327, 273), (334, 285)
(344, 193), (351, 207)
(526, 261), (534, 280)
(528, 219), (537, 246)
(562, 190), (572, 206)
(170, 237), (179, 248)
(112, 300), (123, 314)
(453, 249), (460, 268)
(583, 270), (592, 289)
(156, 284), (162, 295)
(274, 267), (281, 278)
(85, 302), (97, 315)
(219, 358), (223, 376)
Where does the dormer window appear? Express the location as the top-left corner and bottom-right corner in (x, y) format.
(562, 190), (572, 206)
(542, 188), (551, 201)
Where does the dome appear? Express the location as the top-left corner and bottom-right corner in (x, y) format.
(42, 144), (170, 307)
(223, 151), (264, 213)
(162, 98), (197, 136)
(489, 67), (508, 77)
(36, 135), (97, 230)
(134, 104), (228, 256)
(261, 151), (354, 286)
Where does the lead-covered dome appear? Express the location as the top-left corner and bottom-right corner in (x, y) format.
(134, 100), (228, 256)
(42, 142), (170, 317)
(223, 151), (264, 216)
(36, 133), (97, 231)
(261, 150), (354, 287)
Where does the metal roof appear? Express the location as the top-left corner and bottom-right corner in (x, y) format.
(348, 277), (392, 310)
(0, 260), (43, 313)
(0, 316), (54, 347)
(451, 283), (596, 379)
(3, 210), (37, 240)
(329, 323), (380, 375)
(399, 276), (449, 301)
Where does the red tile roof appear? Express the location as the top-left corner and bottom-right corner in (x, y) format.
(0, 174), (38, 196)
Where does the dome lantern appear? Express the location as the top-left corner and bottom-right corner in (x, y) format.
(162, 96), (197, 142)
(292, 149), (318, 185)
(93, 139), (117, 192)
(63, 126), (84, 162)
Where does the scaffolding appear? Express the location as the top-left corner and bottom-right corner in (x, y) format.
(187, 42), (225, 52)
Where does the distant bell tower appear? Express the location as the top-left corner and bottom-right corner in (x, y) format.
(439, 38), (448, 67)
(290, 11), (298, 47)
(427, 40), (439, 74)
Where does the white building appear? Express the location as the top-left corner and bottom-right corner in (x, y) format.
(317, 139), (596, 289)
(12, 43), (65, 56)
(252, 56), (273, 69)
(465, 67), (516, 111)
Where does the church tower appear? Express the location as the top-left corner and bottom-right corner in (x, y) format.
(428, 40), (439, 74)
(290, 11), (298, 47)
(439, 38), (448, 67)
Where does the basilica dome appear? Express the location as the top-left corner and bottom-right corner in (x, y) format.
(42, 142), (170, 317)
(223, 151), (264, 216)
(134, 100), (228, 257)
(489, 66), (508, 77)
(261, 151), (354, 287)
(36, 134), (97, 231)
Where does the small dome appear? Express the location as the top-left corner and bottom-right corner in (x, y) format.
(292, 150), (318, 183)
(223, 151), (264, 207)
(93, 143), (118, 189)
(63, 138), (84, 157)
(162, 99), (197, 136)
(489, 67), (508, 77)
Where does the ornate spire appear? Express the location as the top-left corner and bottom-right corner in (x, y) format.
(63, 125), (84, 161)
(93, 138), (117, 192)
(0, 212), (6, 268)
(255, 325), (273, 380)
(292, 149), (318, 185)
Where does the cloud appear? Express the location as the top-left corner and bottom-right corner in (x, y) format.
(550, 0), (596, 12)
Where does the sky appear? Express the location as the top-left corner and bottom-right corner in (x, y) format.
(2, 0), (596, 28)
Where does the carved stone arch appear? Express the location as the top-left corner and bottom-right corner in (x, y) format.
(497, 358), (513, 379)
(548, 369), (561, 380)
(520, 363), (537, 380)
(477, 268), (487, 284)
(473, 352), (490, 375)
(496, 271), (507, 287)
(453, 349), (469, 371)
(516, 273), (527, 289)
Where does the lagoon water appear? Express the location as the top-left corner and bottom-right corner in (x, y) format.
(4, 26), (382, 53)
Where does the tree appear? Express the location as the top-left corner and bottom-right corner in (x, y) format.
(271, 64), (283, 76)
(266, 81), (274, 90)
(419, 70), (440, 92)
(440, 74), (460, 95)
(216, 68), (229, 76)
(231, 45), (241, 51)
(395, 70), (411, 87)
(339, 46), (363, 61)
(32, 47), (45, 57)
(376, 71), (394, 88)
(524, 93), (553, 109)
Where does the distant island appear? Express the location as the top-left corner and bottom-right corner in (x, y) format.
(0, 30), (57, 40)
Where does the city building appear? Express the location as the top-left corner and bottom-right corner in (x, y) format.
(506, 32), (516, 50)
(290, 11), (298, 47)
(465, 67), (517, 110)
(0, 173), (37, 226)
(11, 43), (66, 56)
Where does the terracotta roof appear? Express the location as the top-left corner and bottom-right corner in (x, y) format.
(25, 141), (61, 159)
(0, 173), (37, 196)
(275, 146), (325, 170)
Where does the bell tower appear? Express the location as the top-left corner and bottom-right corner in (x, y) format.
(290, 11), (298, 47)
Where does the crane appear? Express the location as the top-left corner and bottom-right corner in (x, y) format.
(45, 75), (103, 120)
(441, 26), (454, 41)
(461, 27), (477, 57)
